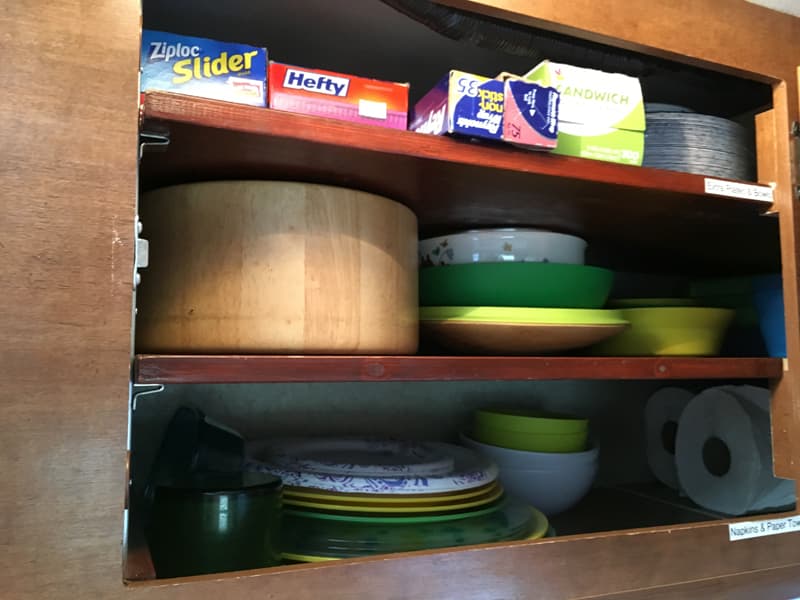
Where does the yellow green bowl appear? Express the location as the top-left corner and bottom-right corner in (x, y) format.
(474, 424), (588, 453)
(590, 307), (735, 356)
(475, 408), (588, 435)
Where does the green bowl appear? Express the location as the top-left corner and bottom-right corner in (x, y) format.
(419, 263), (614, 308)
(146, 472), (282, 578)
(475, 408), (588, 434)
(474, 424), (588, 453)
(590, 307), (735, 356)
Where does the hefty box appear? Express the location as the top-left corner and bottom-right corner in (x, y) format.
(268, 62), (409, 130)
(523, 60), (645, 165)
(410, 71), (504, 140)
(499, 74), (560, 150)
(140, 30), (267, 106)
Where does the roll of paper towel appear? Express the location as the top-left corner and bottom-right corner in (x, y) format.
(675, 385), (795, 515)
(645, 387), (694, 489)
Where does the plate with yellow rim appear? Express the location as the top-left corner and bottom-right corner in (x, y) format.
(283, 485), (504, 514)
(280, 504), (549, 562)
(284, 480), (500, 504)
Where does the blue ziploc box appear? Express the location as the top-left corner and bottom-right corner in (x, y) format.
(140, 30), (267, 106)
(409, 70), (504, 140)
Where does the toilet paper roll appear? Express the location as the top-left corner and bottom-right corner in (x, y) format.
(720, 385), (795, 512)
(645, 387), (694, 489)
(676, 386), (795, 515)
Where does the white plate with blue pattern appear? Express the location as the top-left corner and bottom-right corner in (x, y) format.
(246, 437), (498, 495)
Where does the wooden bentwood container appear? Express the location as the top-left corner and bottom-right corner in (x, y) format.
(136, 181), (419, 354)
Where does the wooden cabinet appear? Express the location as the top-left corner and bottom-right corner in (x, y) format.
(3, 1), (800, 598)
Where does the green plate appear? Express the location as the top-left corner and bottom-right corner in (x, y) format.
(419, 306), (626, 325)
(284, 500), (502, 524)
(281, 497), (538, 558)
(419, 263), (613, 308)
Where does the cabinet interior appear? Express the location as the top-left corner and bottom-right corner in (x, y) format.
(129, 0), (795, 584)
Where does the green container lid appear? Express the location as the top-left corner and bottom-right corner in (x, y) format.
(419, 263), (614, 309)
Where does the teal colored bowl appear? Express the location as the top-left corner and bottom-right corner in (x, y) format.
(419, 263), (613, 308)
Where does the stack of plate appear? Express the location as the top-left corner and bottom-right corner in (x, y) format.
(643, 104), (755, 180)
(245, 437), (546, 562)
(418, 229), (626, 354)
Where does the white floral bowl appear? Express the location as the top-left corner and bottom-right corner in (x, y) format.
(419, 228), (586, 267)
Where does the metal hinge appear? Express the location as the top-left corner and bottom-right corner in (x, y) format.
(134, 218), (149, 289)
(138, 129), (170, 161)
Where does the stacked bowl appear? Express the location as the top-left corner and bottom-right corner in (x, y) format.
(419, 228), (626, 354)
(592, 298), (735, 356)
(245, 437), (548, 562)
(461, 408), (598, 516)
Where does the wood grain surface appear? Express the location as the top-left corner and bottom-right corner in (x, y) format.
(445, 0), (800, 80)
(590, 563), (800, 600)
(4, 0), (800, 598)
(134, 355), (784, 384)
(0, 0), (140, 598)
(123, 518), (800, 599)
(136, 181), (418, 354)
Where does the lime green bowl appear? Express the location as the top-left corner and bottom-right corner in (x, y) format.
(475, 408), (587, 435)
(419, 263), (614, 309)
(591, 307), (735, 356)
(474, 423), (588, 453)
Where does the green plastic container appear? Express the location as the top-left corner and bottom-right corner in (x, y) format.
(419, 263), (614, 308)
(475, 408), (588, 434)
(474, 423), (588, 453)
(146, 472), (282, 578)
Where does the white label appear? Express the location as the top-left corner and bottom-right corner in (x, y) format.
(704, 178), (774, 203)
(358, 99), (387, 120)
(728, 516), (800, 541)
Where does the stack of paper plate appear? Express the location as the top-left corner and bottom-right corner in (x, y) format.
(420, 306), (628, 354)
(643, 104), (755, 180)
(245, 437), (544, 561)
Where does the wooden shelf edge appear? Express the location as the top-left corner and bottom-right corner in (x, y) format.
(123, 511), (800, 595)
(141, 91), (772, 208)
(134, 355), (782, 384)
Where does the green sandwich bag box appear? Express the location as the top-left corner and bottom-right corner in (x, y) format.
(523, 61), (645, 166)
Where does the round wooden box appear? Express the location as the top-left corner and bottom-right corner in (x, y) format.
(136, 181), (419, 354)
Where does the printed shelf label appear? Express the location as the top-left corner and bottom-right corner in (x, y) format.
(728, 516), (800, 541)
(704, 178), (774, 203)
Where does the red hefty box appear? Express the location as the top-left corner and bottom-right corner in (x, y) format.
(268, 62), (409, 130)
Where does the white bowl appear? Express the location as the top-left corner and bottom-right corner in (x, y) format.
(460, 432), (598, 469)
(419, 228), (587, 266)
(498, 462), (597, 516)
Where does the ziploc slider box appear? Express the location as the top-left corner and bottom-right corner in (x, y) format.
(523, 60), (645, 165)
(410, 71), (504, 141)
(500, 75), (560, 150)
(140, 30), (267, 107)
(268, 62), (409, 130)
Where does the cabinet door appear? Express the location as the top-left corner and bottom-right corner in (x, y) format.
(754, 78), (800, 479)
(0, 0), (140, 597)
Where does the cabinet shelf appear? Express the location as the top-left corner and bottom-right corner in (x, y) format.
(134, 355), (782, 384)
(140, 92), (779, 272)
